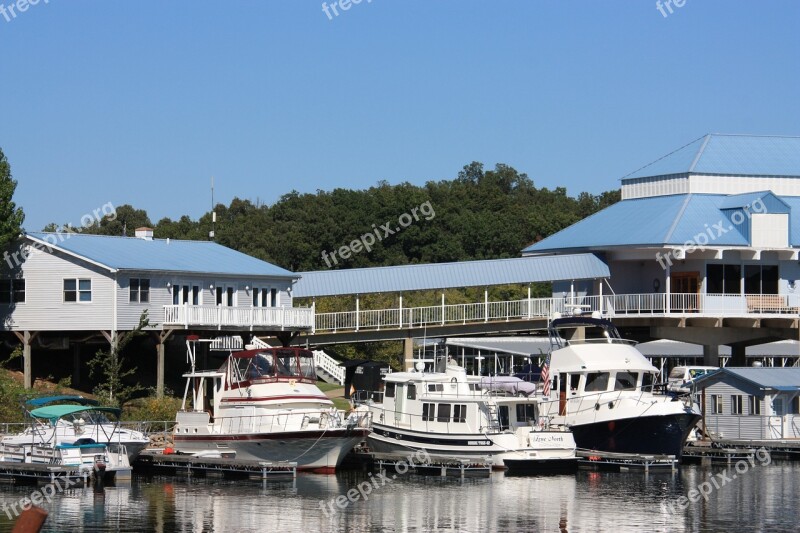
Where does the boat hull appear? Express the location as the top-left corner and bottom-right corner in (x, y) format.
(367, 423), (576, 469)
(173, 429), (368, 472)
(568, 412), (701, 457)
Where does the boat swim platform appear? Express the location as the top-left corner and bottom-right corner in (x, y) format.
(576, 449), (678, 473)
(134, 451), (297, 481)
(0, 461), (111, 487)
(367, 452), (493, 478)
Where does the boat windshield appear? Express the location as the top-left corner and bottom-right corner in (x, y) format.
(236, 348), (317, 382)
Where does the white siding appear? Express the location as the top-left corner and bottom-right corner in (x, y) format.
(621, 175), (689, 199)
(689, 175), (800, 196)
(751, 213), (789, 248)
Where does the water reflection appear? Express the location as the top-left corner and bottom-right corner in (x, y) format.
(0, 462), (797, 532)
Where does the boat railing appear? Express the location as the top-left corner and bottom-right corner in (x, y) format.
(554, 388), (669, 419)
(558, 338), (639, 347)
(207, 408), (359, 435)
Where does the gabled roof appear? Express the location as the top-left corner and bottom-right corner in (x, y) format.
(523, 194), (756, 253)
(25, 232), (296, 278)
(693, 367), (800, 392)
(293, 254), (610, 298)
(717, 191), (790, 212)
(623, 134), (800, 181)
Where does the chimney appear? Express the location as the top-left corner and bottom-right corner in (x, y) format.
(135, 227), (154, 240)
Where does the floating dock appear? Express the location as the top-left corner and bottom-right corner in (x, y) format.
(685, 439), (800, 461)
(133, 451), (297, 481)
(576, 450), (678, 473)
(368, 452), (493, 478)
(682, 442), (756, 465)
(0, 462), (95, 486)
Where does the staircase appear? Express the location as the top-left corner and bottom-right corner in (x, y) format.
(313, 350), (345, 385)
(249, 337), (345, 385)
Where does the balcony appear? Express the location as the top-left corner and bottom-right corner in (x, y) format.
(163, 304), (314, 331)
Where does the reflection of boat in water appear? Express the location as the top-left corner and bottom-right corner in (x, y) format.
(365, 359), (576, 471)
(538, 316), (700, 457)
(173, 339), (370, 473)
(0, 404), (133, 482)
(0, 395), (149, 461)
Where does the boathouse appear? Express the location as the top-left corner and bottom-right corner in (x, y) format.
(523, 134), (800, 367)
(0, 228), (313, 393)
(692, 367), (800, 440)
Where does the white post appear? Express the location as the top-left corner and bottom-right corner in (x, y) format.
(599, 280), (604, 315)
(484, 289), (488, 323)
(666, 263), (671, 314)
(311, 300), (316, 333)
(441, 291), (445, 326)
(570, 280), (575, 306)
(527, 285), (532, 318)
(356, 295), (360, 332)
(399, 294), (403, 329)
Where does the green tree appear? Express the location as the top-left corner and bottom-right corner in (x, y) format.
(88, 311), (149, 407)
(0, 148), (25, 249)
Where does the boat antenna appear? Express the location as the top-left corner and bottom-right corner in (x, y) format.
(209, 176), (216, 241)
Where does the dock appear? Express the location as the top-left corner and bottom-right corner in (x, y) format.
(368, 452), (493, 478)
(685, 439), (800, 461)
(576, 450), (678, 473)
(682, 442), (757, 465)
(133, 451), (297, 481)
(0, 462), (94, 486)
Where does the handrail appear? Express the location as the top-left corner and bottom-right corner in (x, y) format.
(163, 304), (314, 330)
(313, 350), (346, 385)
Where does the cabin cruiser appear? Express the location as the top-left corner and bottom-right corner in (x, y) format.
(538, 316), (700, 457)
(0, 396), (149, 461)
(173, 340), (370, 473)
(0, 404), (133, 482)
(365, 360), (577, 471)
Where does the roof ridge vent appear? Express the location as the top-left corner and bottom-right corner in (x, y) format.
(135, 227), (154, 241)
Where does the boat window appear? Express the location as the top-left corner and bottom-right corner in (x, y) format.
(585, 372), (610, 392)
(407, 383), (417, 400)
(642, 373), (655, 391)
(614, 372), (638, 391)
(298, 353), (317, 380)
(247, 353), (274, 379)
(437, 404), (451, 422)
(422, 403), (434, 421)
(385, 383), (396, 398)
(428, 384), (444, 392)
(516, 403), (536, 422)
(498, 405), (510, 431)
(275, 350), (299, 377)
(669, 367), (686, 379)
(570, 374), (581, 392)
(453, 404), (467, 423)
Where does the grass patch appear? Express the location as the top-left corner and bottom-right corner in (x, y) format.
(316, 381), (344, 392)
(331, 397), (351, 411)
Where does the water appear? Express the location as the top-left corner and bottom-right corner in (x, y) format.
(0, 461), (797, 532)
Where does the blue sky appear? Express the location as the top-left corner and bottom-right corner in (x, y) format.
(2, 1), (799, 231)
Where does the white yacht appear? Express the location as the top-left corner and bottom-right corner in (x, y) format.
(365, 360), (577, 471)
(172, 342), (370, 473)
(1, 396), (149, 461)
(538, 316), (700, 457)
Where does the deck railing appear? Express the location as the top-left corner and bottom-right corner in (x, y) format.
(163, 304), (314, 330)
(312, 293), (800, 333)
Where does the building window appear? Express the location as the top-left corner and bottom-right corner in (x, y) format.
(706, 264), (741, 295)
(437, 404), (451, 423)
(749, 395), (762, 415)
(791, 397), (800, 415)
(0, 279), (25, 304)
(64, 279), (91, 302)
(731, 395), (744, 415)
(253, 288), (273, 307)
(271, 288), (278, 307)
(711, 394), (723, 414)
(744, 265), (779, 295)
(129, 278), (150, 303)
(192, 286), (200, 305)
(226, 287), (234, 306)
(453, 404), (467, 423)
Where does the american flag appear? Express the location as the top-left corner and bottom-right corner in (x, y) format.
(541, 355), (551, 396)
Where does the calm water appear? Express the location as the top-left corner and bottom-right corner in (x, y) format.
(0, 461), (797, 532)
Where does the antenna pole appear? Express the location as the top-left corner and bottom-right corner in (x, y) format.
(210, 176), (216, 240)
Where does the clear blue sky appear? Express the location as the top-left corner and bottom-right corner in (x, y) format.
(2, 1), (799, 231)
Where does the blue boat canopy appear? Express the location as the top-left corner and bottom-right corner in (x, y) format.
(25, 395), (100, 407)
(29, 405), (122, 423)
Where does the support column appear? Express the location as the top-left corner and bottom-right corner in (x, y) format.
(155, 330), (174, 398)
(403, 336), (414, 371)
(13, 331), (37, 389)
(703, 345), (720, 367)
(730, 344), (747, 367)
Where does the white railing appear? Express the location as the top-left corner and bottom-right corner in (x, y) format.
(313, 293), (800, 333)
(313, 349), (346, 385)
(164, 304), (314, 330)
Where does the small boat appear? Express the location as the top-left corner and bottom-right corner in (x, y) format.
(0, 404), (133, 482)
(364, 359), (577, 472)
(172, 340), (370, 473)
(0, 396), (149, 462)
(538, 316), (701, 457)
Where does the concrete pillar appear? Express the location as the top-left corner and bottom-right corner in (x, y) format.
(403, 336), (414, 371)
(703, 345), (720, 367)
(730, 344), (747, 367)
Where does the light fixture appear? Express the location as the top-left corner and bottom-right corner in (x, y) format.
(245, 285), (250, 291)
(166, 281), (172, 288)
(209, 284), (215, 290)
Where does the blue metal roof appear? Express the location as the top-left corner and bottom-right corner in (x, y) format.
(523, 194), (756, 253)
(25, 232), (296, 278)
(293, 254), (610, 298)
(693, 367), (800, 392)
(717, 191), (789, 212)
(623, 134), (800, 180)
